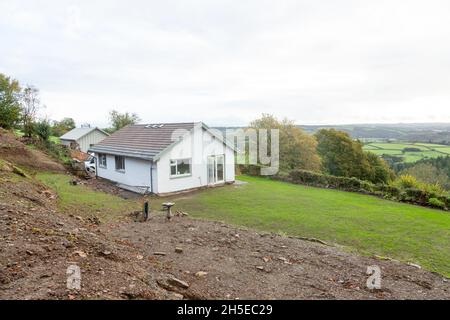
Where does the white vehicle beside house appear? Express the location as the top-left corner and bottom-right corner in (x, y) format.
(84, 155), (96, 173)
(88, 122), (235, 195)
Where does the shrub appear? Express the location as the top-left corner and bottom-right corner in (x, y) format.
(428, 198), (446, 209)
(238, 164), (264, 176)
(393, 175), (421, 189)
(390, 175), (447, 207)
(289, 169), (327, 185)
(375, 184), (402, 198)
(33, 140), (71, 165)
(421, 183), (445, 198)
(288, 169), (376, 193)
(34, 120), (52, 141)
(403, 188), (429, 204)
(445, 196), (450, 208)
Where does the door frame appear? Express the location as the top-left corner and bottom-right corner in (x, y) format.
(207, 154), (225, 185)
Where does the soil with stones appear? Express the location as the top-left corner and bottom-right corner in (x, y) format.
(83, 177), (142, 200)
(106, 213), (450, 300)
(0, 171), (182, 300)
(0, 129), (65, 172)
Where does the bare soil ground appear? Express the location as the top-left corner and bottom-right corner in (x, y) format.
(0, 129), (65, 172)
(107, 214), (450, 300)
(0, 130), (449, 299)
(0, 171), (177, 300)
(83, 177), (142, 200)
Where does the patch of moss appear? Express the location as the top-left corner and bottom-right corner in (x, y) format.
(12, 165), (30, 178)
(0, 159), (12, 172)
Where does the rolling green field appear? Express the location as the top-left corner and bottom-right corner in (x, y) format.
(363, 142), (450, 163)
(160, 175), (450, 277)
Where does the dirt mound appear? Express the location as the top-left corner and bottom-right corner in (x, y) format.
(0, 129), (65, 172)
(0, 170), (177, 299)
(109, 215), (450, 300)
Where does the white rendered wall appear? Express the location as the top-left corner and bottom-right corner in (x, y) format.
(156, 126), (235, 194)
(96, 155), (152, 190)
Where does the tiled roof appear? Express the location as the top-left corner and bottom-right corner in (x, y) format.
(89, 123), (196, 160)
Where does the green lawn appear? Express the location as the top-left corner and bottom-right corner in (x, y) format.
(37, 173), (139, 223)
(165, 175), (450, 277)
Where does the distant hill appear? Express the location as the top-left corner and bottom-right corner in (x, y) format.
(215, 123), (450, 145)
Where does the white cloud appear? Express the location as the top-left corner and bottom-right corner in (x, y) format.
(1, 0), (450, 127)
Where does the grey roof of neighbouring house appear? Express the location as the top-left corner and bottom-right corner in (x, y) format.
(88, 123), (197, 160)
(60, 127), (109, 141)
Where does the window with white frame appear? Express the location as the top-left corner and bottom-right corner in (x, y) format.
(115, 156), (125, 172)
(98, 154), (107, 168)
(170, 158), (191, 177)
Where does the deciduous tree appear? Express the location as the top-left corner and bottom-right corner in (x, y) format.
(250, 114), (321, 172)
(315, 129), (393, 183)
(0, 73), (21, 129)
(52, 117), (76, 136)
(21, 85), (41, 137)
(399, 163), (449, 188)
(108, 110), (140, 132)
(35, 119), (52, 141)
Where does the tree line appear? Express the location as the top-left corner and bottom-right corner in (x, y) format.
(1, 73), (76, 140)
(249, 114), (394, 184)
(2, 72), (444, 191)
(0, 73), (140, 141)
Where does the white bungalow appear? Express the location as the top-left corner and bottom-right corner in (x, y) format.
(88, 122), (235, 195)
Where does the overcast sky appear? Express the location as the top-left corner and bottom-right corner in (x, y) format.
(1, 1), (450, 127)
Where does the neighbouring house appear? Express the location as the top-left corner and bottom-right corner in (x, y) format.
(60, 127), (109, 153)
(88, 122), (235, 195)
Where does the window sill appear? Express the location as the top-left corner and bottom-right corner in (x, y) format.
(115, 169), (125, 173)
(170, 174), (192, 179)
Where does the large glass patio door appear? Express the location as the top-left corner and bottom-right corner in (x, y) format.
(207, 156), (215, 185)
(216, 155), (224, 183)
(207, 155), (225, 185)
